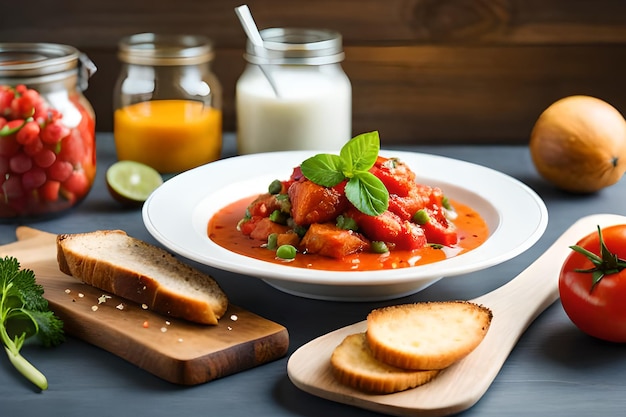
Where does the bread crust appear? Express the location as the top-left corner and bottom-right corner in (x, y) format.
(57, 230), (228, 325)
(366, 301), (492, 370)
(330, 333), (440, 394)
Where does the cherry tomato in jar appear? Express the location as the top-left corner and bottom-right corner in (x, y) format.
(0, 43), (96, 220)
(0, 84), (95, 219)
(559, 225), (626, 343)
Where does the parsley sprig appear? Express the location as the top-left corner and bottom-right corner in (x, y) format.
(300, 131), (389, 216)
(1, 256), (64, 390)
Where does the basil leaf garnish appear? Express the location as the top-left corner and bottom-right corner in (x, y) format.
(340, 131), (380, 175)
(300, 153), (344, 187)
(345, 172), (389, 217)
(300, 131), (390, 216)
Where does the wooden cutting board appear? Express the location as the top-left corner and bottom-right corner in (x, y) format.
(0, 227), (289, 386)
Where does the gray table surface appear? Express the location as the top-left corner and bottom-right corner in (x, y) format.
(2, 133), (626, 417)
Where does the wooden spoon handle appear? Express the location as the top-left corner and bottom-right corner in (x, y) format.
(462, 213), (626, 409)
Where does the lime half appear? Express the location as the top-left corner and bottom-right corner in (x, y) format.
(106, 160), (163, 207)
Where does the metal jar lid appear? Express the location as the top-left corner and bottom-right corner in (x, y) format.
(118, 33), (214, 66)
(244, 28), (345, 65)
(0, 42), (96, 90)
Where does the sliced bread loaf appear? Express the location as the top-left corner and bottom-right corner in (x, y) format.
(366, 301), (492, 370)
(57, 230), (228, 325)
(331, 333), (440, 394)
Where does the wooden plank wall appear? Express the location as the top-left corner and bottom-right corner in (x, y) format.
(2, 0), (626, 145)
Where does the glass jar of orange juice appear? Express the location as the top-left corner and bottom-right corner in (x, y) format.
(113, 33), (222, 174)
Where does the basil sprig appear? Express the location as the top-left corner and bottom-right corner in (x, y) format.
(300, 131), (389, 216)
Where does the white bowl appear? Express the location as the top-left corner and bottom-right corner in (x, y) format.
(143, 150), (548, 301)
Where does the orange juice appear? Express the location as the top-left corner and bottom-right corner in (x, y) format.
(114, 100), (222, 173)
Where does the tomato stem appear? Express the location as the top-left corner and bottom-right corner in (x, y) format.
(570, 225), (626, 292)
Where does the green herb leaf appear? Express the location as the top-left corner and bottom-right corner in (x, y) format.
(300, 153), (344, 187)
(1, 256), (64, 390)
(345, 172), (389, 217)
(300, 132), (389, 216)
(300, 131), (390, 216)
(339, 131), (380, 175)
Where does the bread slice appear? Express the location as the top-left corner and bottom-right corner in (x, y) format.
(366, 301), (492, 370)
(57, 230), (228, 325)
(330, 333), (440, 394)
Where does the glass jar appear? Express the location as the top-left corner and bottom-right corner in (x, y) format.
(236, 28), (352, 154)
(0, 43), (97, 220)
(113, 33), (222, 174)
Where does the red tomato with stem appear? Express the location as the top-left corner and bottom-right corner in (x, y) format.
(559, 225), (626, 343)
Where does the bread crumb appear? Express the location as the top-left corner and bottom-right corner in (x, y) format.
(227, 326), (232, 331)
(165, 320), (171, 326)
(78, 293), (84, 298)
(91, 305), (98, 312)
(141, 304), (148, 310)
(64, 289), (71, 294)
(160, 327), (167, 333)
(98, 294), (111, 304)
(116, 303), (124, 310)
(230, 314), (238, 321)
(177, 338), (184, 343)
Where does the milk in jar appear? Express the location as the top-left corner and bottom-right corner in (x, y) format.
(236, 28), (352, 154)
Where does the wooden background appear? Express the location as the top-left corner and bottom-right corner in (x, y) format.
(3, 0), (626, 145)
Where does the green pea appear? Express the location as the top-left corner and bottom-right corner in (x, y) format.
(412, 209), (430, 225)
(276, 244), (297, 260)
(371, 241), (389, 254)
(336, 214), (358, 231)
(268, 179), (282, 194)
(275, 193), (292, 212)
(267, 233), (278, 250)
(292, 224), (308, 238)
(269, 209), (288, 224)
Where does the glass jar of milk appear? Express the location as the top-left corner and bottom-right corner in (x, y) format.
(236, 28), (351, 154)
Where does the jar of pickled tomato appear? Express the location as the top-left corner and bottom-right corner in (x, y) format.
(0, 43), (97, 220)
(113, 33), (222, 174)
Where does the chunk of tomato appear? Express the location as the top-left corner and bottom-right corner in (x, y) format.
(350, 208), (427, 250)
(420, 207), (458, 246)
(370, 156), (416, 197)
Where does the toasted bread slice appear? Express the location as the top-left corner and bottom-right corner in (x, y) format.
(57, 230), (228, 325)
(331, 333), (440, 394)
(366, 301), (492, 370)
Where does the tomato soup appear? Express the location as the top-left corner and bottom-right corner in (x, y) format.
(208, 197), (489, 272)
(114, 99), (222, 173)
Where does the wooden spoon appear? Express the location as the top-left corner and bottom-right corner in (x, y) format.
(287, 213), (626, 416)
